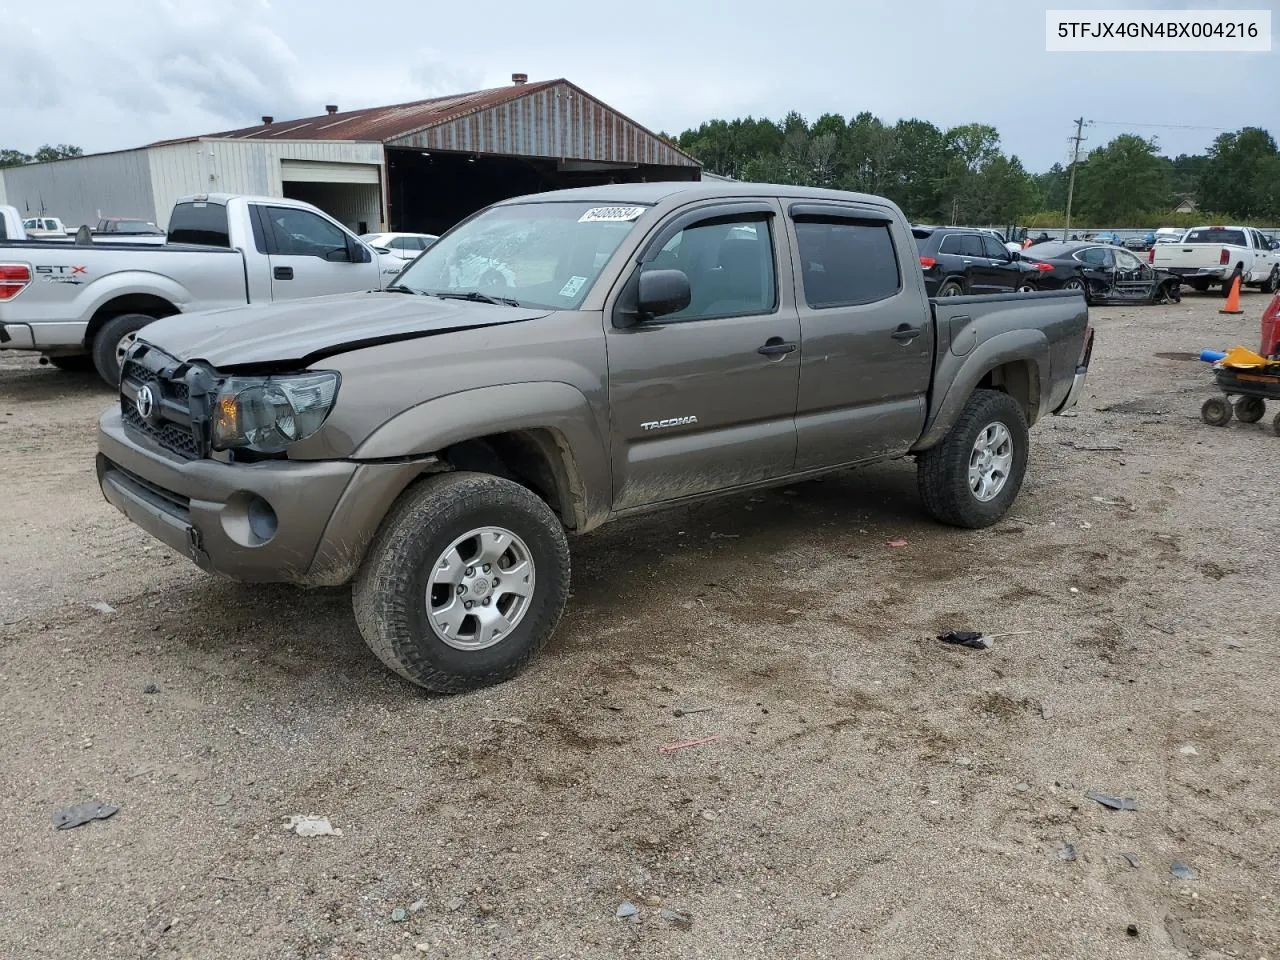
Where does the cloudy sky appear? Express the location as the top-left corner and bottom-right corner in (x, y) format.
(2, 0), (1276, 171)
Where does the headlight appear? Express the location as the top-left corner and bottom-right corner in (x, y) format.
(211, 372), (340, 454)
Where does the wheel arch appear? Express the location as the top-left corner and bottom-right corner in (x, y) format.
(84, 293), (179, 347)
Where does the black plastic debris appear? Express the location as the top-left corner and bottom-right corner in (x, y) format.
(938, 630), (990, 650)
(1085, 790), (1138, 811)
(1170, 861), (1197, 881)
(52, 801), (119, 830)
(1126, 924), (1139, 938)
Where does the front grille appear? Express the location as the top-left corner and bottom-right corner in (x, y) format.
(119, 346), (205, 460)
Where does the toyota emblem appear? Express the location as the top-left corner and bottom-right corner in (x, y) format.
(135, 384), (156, 421)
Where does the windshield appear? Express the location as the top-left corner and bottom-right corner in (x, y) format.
(395, 201), (648, 309)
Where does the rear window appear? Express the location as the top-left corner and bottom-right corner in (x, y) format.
(1022, 242), (1075, 260)
(795, 219), (900, 307)
(167, 202), (230, 247)
(1184, 228), (1247, 246)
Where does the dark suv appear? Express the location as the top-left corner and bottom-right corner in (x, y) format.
(914, 226), (1032, 297)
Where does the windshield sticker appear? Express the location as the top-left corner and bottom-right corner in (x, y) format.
(578, 206), (645, 223)
(558, 275), (589, 298)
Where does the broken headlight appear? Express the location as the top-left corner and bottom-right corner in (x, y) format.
(211, 372), (340, 454)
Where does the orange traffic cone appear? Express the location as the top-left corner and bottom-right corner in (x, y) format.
(1220, 274), (1244, 315)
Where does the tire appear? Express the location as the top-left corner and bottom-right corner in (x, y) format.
(352, 471), (571, 693)
(1235, 396), (1265, 423)
(46, 354), (95, 373)
(917, 389), (1030, 529)
(1190, 279), (1210, 293)
(91, 313), (159, 386)
(1201, 397), (1232, 426)
(938, 280), (964, 298)
(1261, 267), (1279, 295)
(1220, 268), (1243, 298)
(1062, 277), (1090, 304)
(1016, 282), (1037, 293)
(1156, 280), (1181, 304)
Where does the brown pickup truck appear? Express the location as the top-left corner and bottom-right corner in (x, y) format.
(96, 182), (1093, 692)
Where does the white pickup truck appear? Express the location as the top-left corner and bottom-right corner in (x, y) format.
(1, 205), (25, 241)
(1150, 225), (1280, 295)
(0, 193), (390, 383)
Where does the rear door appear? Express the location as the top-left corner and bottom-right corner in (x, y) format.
(962, 233), (1004, 293)
(786, 203), (932, 470)
(256, 204), (381, 300)
(605, 201), (801, 511)
(936, 232), (977, 292)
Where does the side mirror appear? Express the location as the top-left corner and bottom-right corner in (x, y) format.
(1008, 250), (1020, 261)
(637, 269), (691, 319)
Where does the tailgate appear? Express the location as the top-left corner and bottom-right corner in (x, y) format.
(1153, 244), (1219, 269)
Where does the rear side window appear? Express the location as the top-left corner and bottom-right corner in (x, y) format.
(167, 202), (231, 247)
(794, 219), (901, 307)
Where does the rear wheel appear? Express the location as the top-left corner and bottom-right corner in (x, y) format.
(353, 471), (570, 693)
(1062, 277), (1091, 305)
(1235, 396), (1265, 423)
(1201, 397), (1233, 426)
(938, 280), (964, 297)
(917, 389), (1029, 529)
(1016, 282), (1037, 293)
(91, 313), (159, 386)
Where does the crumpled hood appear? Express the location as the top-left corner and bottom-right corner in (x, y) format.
(139, 291), (551, 368)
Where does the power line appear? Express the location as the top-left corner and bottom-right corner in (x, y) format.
(1090, 120), (1232, 132)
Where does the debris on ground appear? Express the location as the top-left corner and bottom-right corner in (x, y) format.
(1170, 861), (1197, 881)
(887, 539), (909, 548)
(1059, 842), (1077, 862)
(52, 800), (119, 830)
(1085, 790), (1138, 812)
(616, 901), (640, 920)
(938, 630), (989, 650)
(482, 716), (528, 726)
(88, 601), (116, 614)
(1061, 442), (1125, 452)
(1090, 496), (1124, 506)
(283, 815), (342, 837)
(1179, 744), (1199, 756)
(143, 683), (159, 694)
(673, 707), (712, 717)
(1121, 852), (1140, 868)
(708, 532), (740, 540)
(1126, 923), (1140, 938)
(658, 735), (723, 753)
(660, 907), (693, 929)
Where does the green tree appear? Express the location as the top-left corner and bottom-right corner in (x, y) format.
(33, 144), (83, 163)
(883, 119), (947, 221)
(1074, 134), (1171, 222)
(0, 149), (32, 168)
(1198, 128), (1280, 219)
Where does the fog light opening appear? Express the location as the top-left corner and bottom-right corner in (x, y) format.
(247, 496), (278, 543)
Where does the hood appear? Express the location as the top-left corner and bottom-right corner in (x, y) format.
(140, 292), (552, 368)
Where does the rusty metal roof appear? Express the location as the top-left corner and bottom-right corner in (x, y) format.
(151, 79), (699, 167)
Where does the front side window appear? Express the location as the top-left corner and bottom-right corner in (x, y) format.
(1114, 249), (1144, 271)
(981, 235), (1007, 259)
(795, 219), (900, 307)
(641, 215), (777, 321)
(267, 206), (348, 259)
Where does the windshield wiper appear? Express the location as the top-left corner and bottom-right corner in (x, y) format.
(427, 290), (523, 307)
(383, 284), (423, 295)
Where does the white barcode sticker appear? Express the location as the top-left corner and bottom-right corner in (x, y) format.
(558, 275), (588, 298)
(578, 206), (645, 223)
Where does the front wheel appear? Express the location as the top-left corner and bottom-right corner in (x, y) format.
(353, 471), (570, 693)
(917, 389), (1030, 529)
(1201, 397), (1232, 426)
(1235, 396), (1265, 423)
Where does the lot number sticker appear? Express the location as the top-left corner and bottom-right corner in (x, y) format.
(578, 206), (645, 223)
(558, 275), (589, 298)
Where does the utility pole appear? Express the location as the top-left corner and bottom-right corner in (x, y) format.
(1063, 117), (1087, 241)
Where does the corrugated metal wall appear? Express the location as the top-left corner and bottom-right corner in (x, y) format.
(0, 149), (157, 229)
(386, 82), (697, 167)
(147, 140), (384, 228)
(279, 181), (382, 233)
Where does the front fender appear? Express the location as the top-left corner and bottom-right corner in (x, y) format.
(353, 381), (611, 530)
(913, 328), (1050, 451)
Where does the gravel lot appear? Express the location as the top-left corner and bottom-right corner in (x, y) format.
(1, 291), (1278, 960)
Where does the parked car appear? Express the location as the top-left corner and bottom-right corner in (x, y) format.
(0, 193), (386, 382)
(1154, 227), (1185, 244)
(1151, 225), (1280, 294)
(96, 217), (164, 236)
(95, 181), (1093, 692)
(1020, 241), (1182, 304)
(360, 232), (439, 260)
(914, 226), (1035, 295)
(1123, 232), (1156, 252)
(22, 216), (68, 238)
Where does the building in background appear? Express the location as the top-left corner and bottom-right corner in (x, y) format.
(0, 76), (701, 234)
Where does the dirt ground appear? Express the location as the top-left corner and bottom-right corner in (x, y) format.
(1, 290), (1278, 960)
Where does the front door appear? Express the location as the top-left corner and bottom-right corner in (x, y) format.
(606, 204), (801, 511)
(786, 204), (933, 470)
(259, 204), (381, 300)
(981, 233), (1022, 291)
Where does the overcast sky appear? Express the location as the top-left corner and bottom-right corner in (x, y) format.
(2, 0), (1276, 172)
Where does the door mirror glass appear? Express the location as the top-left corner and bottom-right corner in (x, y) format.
(637, 269), (692, 319)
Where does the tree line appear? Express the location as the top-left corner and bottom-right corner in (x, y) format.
(672, 114), (1280, 227)
(0, 144), (84, 168)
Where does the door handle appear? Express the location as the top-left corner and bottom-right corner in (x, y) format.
(274, 266), (294, 280)
(891, 325), (923, 342)
(757, 337), (797, 358)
